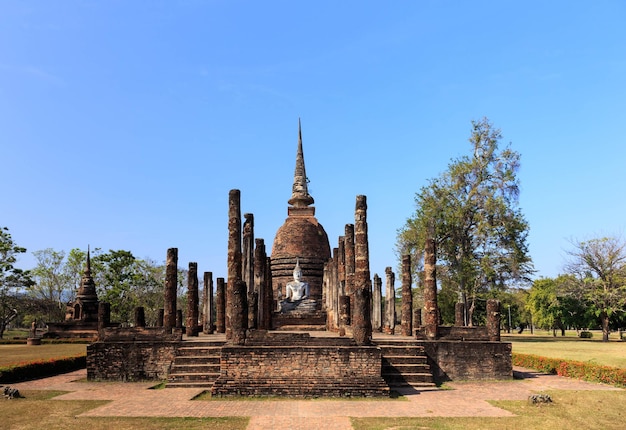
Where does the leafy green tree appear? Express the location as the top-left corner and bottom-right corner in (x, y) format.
(0, 227), (34, 338)
(526, 275), (591, 336)
(93, 250), (138, 324)
(91, 250), (168, 325)
(563, 236), (626, 341)
(133, 257), (166, 325)
(29, 248), (70, 322)
(397, 118), (533, 325)
(526, 277), (567, 336)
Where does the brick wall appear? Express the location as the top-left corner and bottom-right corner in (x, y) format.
(220, 345), (381, 379)
(212, 343), (389, 397)
(87, 341), (178, 381)
(420, 340), (512, 381)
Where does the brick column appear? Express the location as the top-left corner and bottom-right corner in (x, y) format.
(254, 239), (270, 330)
(203, 272), (214, 334)
(216, 277), (226, 333)
(487, 299), (501, 341)
(353, 195), (371, 345)
(384, 267), (396, 334)
(401, 254), (413, 336)
(227, 189), (246, 344)
(186, 262), (199, 336)
(164, 248), (178, 333)
(424, 238), (438, 340)
(134, 307), (145, 328)
(372, 273), (382, 332)
(156, 309), (164, 327)
(455, 302), (465, 327)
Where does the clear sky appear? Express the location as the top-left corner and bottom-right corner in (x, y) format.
(2, 1), (625, 283)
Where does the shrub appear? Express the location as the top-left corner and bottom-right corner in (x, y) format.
(579, 331), (593, 338)
(0, 355), (86, 383)
(513, 352), (626, 388)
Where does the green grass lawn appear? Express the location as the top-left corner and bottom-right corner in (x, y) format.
(1, 390), (248, 430)
(352, 390), (626, 430)
(0, 344), (86, 367)
(504, 331), (626, 369)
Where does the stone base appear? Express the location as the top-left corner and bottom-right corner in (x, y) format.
(26, 337), (41, 346)
(45, 321), (101, 340)
(272, 310), (326, 329)
(212, 333), (389, 397)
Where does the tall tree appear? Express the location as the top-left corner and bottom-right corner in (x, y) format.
(133, 257), (166, 325)
(526, 277), (567, 336)
(0, 227), (34, 338)
(29, 248), (70, 322)
(93, 250), (138, 324)
(397, 118), (533, 325)
(563, 236), (626, 341)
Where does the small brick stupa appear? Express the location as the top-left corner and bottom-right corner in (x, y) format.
(271, 121), (330, 327)
(45, 247), (99, 339)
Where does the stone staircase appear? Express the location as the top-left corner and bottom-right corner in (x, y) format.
(166, 340), (225, 388)
(376, 340), (436, 388)
(211, 376), (390, 398)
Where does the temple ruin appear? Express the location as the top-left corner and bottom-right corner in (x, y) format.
(45, 248), (101, 340)
(87, 121), (512, 397)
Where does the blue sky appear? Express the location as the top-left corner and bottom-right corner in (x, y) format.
(2, 1), (625, 283)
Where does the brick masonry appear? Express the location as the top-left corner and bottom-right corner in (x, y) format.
(420, 340), (512, 382)
(87, 341), (179, 381)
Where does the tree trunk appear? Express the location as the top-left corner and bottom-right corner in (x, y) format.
(601, 311), (610, 342)
(467, 293), (476, 327)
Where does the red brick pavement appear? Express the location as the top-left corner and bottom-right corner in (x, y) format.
(10, 367), (621, 429)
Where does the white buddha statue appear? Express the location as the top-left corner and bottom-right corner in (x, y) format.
(285, 259), (309, 301)
(279, 259), (317, 313)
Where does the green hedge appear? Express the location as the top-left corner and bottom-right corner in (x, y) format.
(0, 355), (86, 383)
(513, 352), (626, 387)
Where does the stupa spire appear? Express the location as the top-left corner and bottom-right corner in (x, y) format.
(288, 119), (314, 208)
(85, 245), (91, 276)
(78, 245), (97, 298)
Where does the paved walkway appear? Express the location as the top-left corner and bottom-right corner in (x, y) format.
(10, 367), (621, 429)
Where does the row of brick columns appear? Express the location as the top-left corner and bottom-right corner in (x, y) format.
(95, 188), (502, 342)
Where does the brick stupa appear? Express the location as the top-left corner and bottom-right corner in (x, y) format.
(271, 120), (330, 325)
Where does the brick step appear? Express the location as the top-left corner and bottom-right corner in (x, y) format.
(166, 381), (214, 389)
(211, 378), (389, 397)
(382, 372), (434, 384)
(176, 346), (222, 356)
(378, 345), (426, 355)
(383, 367), (432, 378)
(274, 325), (327, 331)
(382, 355), (428, 365)
(387, 381), (437, 388)
(170, 363), (220, 374)
(167, 372), (220, 382)
(383, 362), (431, 371)
(173, 356), (220, 365)
(180, 340), (226, 346)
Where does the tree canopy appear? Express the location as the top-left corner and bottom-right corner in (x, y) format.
(563, 236), (626, 341)
(397, 118), (533, 325)
(0, 227), (34, 338)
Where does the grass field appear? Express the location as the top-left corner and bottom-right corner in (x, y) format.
(351, 390), (626, 430)
(0, 390), (248, 430)
(0, 344), (86, 367)
(504, 331), (626, 369)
